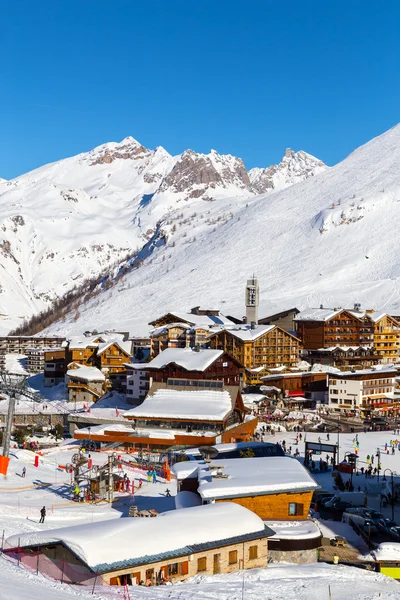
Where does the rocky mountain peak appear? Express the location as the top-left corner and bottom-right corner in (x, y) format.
(248, 148), (328, 194)
(88, 136), (149, 166)
(159, 149), (250, 199)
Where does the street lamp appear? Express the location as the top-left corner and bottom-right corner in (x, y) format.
(383, 469), (397, 522)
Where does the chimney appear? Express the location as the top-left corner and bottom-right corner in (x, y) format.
(251, 321), (256, 330)
(320, 304), (324, 309)
(194, 344), (201, 352)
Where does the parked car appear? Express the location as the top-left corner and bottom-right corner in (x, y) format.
(324, 492), (365, 508)
(317, 494), (336, 508)
(377, 518), (397, 533)
(343, 508), (383, 527)
(311, 492), (335, 510)
(330, 501), (353, 519)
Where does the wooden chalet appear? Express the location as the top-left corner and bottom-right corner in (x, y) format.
(370, 313), (400, 363)
(294, 307), (374, 352)
(173, 455), (319, 522)
(66, 363), (107, 404)
(136, 347), (243, 386)
(208, 324), (302, 383)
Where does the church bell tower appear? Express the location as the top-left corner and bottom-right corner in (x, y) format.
(245, 276), (259, 325)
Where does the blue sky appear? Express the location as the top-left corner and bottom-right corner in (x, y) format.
(1, 1), (399, 178)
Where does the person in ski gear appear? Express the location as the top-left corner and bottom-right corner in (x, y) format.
(39, 506), (46, 523)
(22, 466), (26, 478)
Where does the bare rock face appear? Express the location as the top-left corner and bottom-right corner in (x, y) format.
(249, 149), (328, 194)
(160, 149), (250, 197)
(88, 137), (149, 166)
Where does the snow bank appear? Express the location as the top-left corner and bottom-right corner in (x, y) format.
(198, 456), (319, 500)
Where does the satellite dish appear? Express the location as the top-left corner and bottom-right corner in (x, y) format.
(198, 446), (219, 461)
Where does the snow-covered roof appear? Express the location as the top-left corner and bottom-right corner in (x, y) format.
(372, 542), (400, 562)
(150, 312), (234, 328)
(124, 386), (234, 421)
(68, 335), (104, 350)
(142, 347), (224, 371)
(294, 308), (343, 322)
(197, 456), (319, 500)
(214, 324), (275, 342)
(242, 393), (267, 404)
(7, 503), (271, 571)
(97, 340), (131, 356)
(329, 366), (398, 378)
(66, 364), (105, 382)
(150, 322), (191, 337)
(266, 520), (321, 541)
(317, 345), (373, 352)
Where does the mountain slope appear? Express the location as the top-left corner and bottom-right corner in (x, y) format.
(0, 138), (325, 333)
(45, 123), (400, 337)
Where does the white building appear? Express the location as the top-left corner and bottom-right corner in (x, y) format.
(125, 365), (150, 405)
(328, 367), (397, 412)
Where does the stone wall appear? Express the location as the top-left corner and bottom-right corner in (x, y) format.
(268, 547), (318, 564)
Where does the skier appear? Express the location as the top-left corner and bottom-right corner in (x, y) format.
(165, 488), (171, 497)
(327, 433), (330, 441)
(147, 470), (152, 483)
(152, 470), (157, 484)
(22, 466), (26, 478)
(39, 506), (46, 524)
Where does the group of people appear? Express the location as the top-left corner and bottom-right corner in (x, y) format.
(147, 470), (158, 484)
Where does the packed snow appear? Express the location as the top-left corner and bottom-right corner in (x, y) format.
(124, 387), (234, 421)
(196, 456), (319, 499)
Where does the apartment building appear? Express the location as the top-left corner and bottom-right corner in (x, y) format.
(327, 368), (397, 412)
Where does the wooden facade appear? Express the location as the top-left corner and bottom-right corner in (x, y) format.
(295, 310), (374, 350)
(372, 314), (400, 363)
(150, 324), (210, 357)
(95, 342), (131, 373)
(261, 372), (327, 395)
(147, 352), (243, 386)
(216, 490), (313, 521)
(209, 326), (301, 381)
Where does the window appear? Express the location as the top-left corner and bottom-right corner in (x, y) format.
(197, 557), (207, 572)
(168, 563), (179, 576)
(228, 550), (238, 564)
(249, 546), (258, 560)
(289, 502), (304, 516)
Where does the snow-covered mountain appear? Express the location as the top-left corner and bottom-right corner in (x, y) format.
(248, 148), (327, 193)
(0, 137), (325, 333)
(42, 123), (400, 338)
